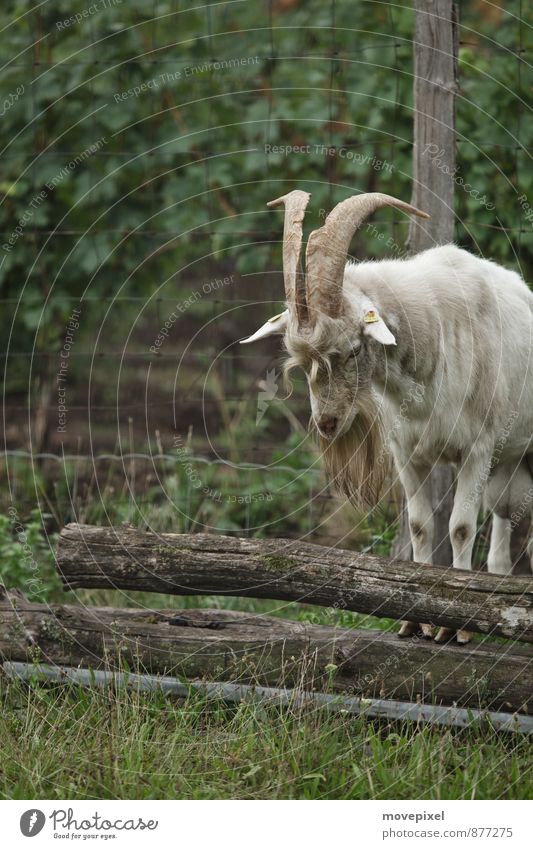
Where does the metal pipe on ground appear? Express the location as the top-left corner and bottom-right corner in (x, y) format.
(3, 661), (532, 735)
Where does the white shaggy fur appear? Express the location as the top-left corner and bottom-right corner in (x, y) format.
(341, 246), (533, 577)
(244, 243), (533, 587)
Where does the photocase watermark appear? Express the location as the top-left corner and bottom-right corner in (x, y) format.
(172, 433), (272, 505)
(423, 143), (495, 212)
(364, 221), (408, 259)
(377, 382), (426, 466)
(305, 583), (368, 627)
(2, 137), (107, 253)
(20, 809), (46, 837)
(462, 408), (520, 509)
(114, 71), (181, 103)
(48, 137), (107, 190)
(57, 307), (82, 433)
(354, 632), (421, 692)
(56, 0), (122, 30)
(114, 56), (261, 102)
(517, 193), (533, 228)
(307, 589), (422, 691)
(318, 200), (401, 233)
(6, 506), (45, 599)
(256, 369), (279, 425)
(150, 274), (234, 354)
(20, 806), (158, 837)
(510, 482), (533, 529)
(265, 143), (394, 173)
(0, 83), (24, 117)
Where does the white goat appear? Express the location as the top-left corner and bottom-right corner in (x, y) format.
(242, 190), (533, 643)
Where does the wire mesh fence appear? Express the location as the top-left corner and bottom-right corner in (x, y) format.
(1, 0), (531, 552)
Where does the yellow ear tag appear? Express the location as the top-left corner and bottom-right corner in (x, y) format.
(363, 309), (380, 324)
(268, 312), (285, 323)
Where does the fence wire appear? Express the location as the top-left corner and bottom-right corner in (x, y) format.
(0, 2), (530, 551)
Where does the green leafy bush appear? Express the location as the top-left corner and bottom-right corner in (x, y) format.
(0, 511), (61, 599)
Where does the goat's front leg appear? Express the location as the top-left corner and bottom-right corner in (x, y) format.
(528, 531), (533, 575)
(435, 451), (489, 644)
(396, 461), (434, 639)
(487, 514), (513, 575)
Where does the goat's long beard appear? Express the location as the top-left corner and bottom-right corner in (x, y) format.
(318, 397), (389, 509)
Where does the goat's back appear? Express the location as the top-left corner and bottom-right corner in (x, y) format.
(347, 246), (533, 461)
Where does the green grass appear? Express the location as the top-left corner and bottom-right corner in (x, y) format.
(0, 488), (529, 801)
(0, 678), (531, 800)
(1, 576), (527, 800)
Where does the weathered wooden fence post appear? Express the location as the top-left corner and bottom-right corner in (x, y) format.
(392, 0), (458, 566)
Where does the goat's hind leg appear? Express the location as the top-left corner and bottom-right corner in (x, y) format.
(436, 457), (532, 643)
(525, 456), (533, 574)
(485, 459), (533, 575)
(487, 514), (512, 575)
(435, 449), (490, 645)
(396, 461), (435, 639)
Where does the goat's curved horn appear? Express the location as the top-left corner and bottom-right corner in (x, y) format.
(305, 193), (430, 320)
(267, 190), (311, 326)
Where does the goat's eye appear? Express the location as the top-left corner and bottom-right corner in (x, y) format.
(346, 344), (361, 361)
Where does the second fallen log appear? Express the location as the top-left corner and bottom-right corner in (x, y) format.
(1, 590), (531, 711)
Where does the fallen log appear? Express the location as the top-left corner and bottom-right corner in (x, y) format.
(56, 524), (533, 643)
(0, 589), (531, 711)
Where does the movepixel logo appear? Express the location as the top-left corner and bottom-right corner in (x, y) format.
(20, 809), (46, 837)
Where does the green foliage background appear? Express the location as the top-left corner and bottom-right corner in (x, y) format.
(1, 0), (531, 355)
(0, 6), (531, 800)
(0, 0), (531, 541)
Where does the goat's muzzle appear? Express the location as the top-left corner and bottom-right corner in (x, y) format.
(317, 416), (338, 438)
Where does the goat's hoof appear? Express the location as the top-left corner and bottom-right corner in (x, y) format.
(398, 621), (433, 639)
(456, 629), (473, 645)
(398, 620), (416, 637)
(434, 627), (454, 643)
(434, 627), (472, 644)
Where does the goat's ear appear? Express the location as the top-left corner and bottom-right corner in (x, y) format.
(240, 309), (288, 344)
(361, 306), (396, 346)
